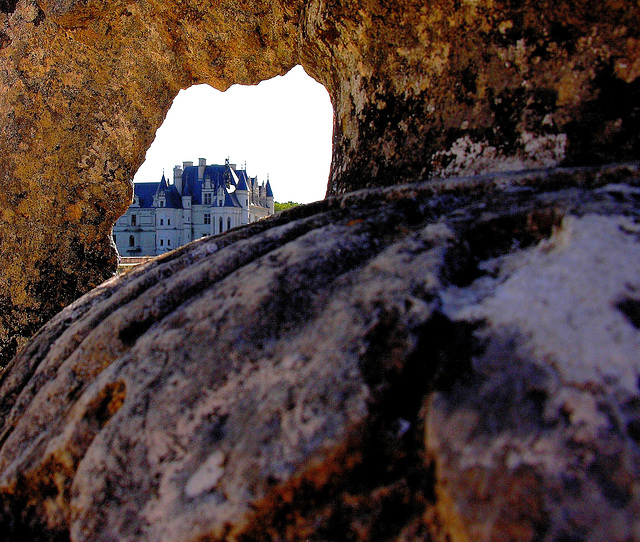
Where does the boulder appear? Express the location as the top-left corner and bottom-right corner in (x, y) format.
(0, 163), (639, 541)
(1, 0), (640, 362)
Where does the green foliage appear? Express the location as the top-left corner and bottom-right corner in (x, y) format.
(274, 201), (300, 212)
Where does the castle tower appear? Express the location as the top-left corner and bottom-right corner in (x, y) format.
(236, 171), (250, 224)
(265, 179), (274, 215)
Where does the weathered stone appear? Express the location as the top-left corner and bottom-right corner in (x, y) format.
(0, 0), (300, 364)
(0, 163), (639, 541)
(301, 0), (640, 192)
(1, 0), (640, 537)
(1, 0), (640, 363)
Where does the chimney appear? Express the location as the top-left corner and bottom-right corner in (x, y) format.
(173, 165), (183, 194)
(198, 157), (206, 180)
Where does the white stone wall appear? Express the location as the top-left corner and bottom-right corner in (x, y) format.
(114, 186), (272, 256)
(114, 208), (157, 256)
(155, 208), (183, 254)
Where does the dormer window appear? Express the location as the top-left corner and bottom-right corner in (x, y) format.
(204, 193), (212, 205)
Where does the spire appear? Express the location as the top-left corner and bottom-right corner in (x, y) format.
(265, 179), (274, 198)
(236, 172), (249, 191)
(157, 172), (169, 192)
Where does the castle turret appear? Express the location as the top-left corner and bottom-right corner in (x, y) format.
(236, 172), (250, 223)
(153, 173), (169, 208)
(265, 179), (274, 214)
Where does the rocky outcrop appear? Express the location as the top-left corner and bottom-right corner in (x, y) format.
(303, 0), (640, 193)
(0, 0), (299, 365)
(1, 0), (640, 363)
(1, 0), (640, 538)
(0, 163), (639, 541)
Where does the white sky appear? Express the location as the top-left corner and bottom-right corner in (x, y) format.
(133, 65), (334, 204)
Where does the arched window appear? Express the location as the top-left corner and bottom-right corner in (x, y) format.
(219, 217), (223, 233)
(227, 217), (231, 231)
(129, 235), (135, 247)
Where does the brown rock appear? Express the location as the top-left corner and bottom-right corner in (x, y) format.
(0, 163), (639, 541)
(1, 0), (640, 362)
(0, 0), (299, 364)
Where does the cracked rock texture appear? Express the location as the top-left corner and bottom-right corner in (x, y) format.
(0, 163), (639, 541)
(1, 0), (640, 363)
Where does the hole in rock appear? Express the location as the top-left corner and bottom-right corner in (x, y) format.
(616, 297), (640, 329)
(114, 66), (333, 259)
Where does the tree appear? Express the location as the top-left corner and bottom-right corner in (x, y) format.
(274, 201), (300, 212)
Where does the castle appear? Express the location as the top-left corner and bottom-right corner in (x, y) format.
(113, 158), (274, 257)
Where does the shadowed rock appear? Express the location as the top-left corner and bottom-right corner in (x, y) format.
(0, 163), (639, 541)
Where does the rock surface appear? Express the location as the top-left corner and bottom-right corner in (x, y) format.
(0, 163), (639, 541)
(1, 0), (640, 362)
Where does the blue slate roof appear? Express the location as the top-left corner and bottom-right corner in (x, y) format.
(180, 167), (201, 202)
(265, 180), (274, 198)
(158, 173), (169, 191)
(132, 164), (264, 210)
(181, 164), (237, 204)
(165, 185), (183, 208)
(154, 174), (182, 209)
(225, 191), (241, 208)
(236, 173), (249, 191)
(134, 182), (160, 208)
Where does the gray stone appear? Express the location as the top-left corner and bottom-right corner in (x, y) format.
(0, 163), (639, 541)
